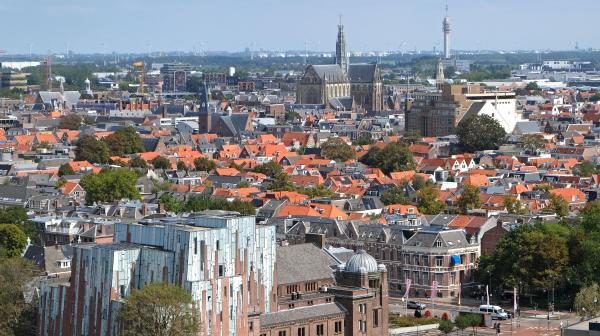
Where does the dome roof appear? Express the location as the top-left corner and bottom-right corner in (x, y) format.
(345, 250), (378, 273)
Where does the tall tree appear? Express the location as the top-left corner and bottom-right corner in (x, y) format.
(253, 161), (283, 178)
(417, 185), (446, 215)
(574, 283), (600, 319)
(359, 142), (416, 174)
(457, 184), (481, 214)
(381, 185), (409, 205)
(151, 156), (172, 170)
(58, 163), (75, 177)
(193, 157), (216, 172)
(504, 195), (528, 214)
(80, 169), (141, 205)
(0, 224), (27, 258)
(320, 138), (355, 162)
(75, 135), (111, 163)
(521, 134), (546, 154)
(103, 127), (145, 156)
(58, 114), (82, 130)
(118, 283), (199, 336)
(0, 257), (40, 335)
(546, 193), (569, 218)
(576, 161), (597, 177)
(456, 114), (506, 152)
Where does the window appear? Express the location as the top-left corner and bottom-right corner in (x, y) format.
(297, 327), (305, 336)
(359, 303), (367, 314)
(279, 331), (286, 336)
(373, 309), (379, 327)
(249, 322), (253, 331)
(435, 239), (443, 247)
(435, 256), (443, 267)
(334, 321), (343, 333)
(450, 272), (456, 285)
(359, 320), (367, 332)
(219, 265), (224, 277)
(422, 255), (429, 266)
(316, 324), (324, 336)
(404, 253), (411, 264)
(422, 272), (429, 285)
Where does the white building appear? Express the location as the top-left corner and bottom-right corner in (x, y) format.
(464, 91), (519, 133)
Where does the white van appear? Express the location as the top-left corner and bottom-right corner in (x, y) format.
(479, 305), (509, 320)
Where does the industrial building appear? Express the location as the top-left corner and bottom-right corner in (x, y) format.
(160, 63), (192, 92)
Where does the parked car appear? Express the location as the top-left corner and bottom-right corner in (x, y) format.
(407, 300), (426, 310)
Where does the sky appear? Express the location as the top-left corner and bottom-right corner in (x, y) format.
(1, 0), (599, 54)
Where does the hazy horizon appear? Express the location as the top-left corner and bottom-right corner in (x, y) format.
(1, 0), (598, 54)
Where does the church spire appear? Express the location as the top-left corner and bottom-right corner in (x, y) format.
(336, 15), (349, 76)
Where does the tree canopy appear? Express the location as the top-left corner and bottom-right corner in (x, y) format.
(0, 257), (40, 336)
(320, 138), (355, 162)
(58, 114), (82, 130)
(574, 283), (600, 319)
(75, 135), (111, 164)
(129, 155), (148, 168)
(457, 184), (481, 214)
(104, 127), (145, 157)
(0, 224), (27, 258)
(80, 169), (141, 205)
(119, 283), (199, 336)
(381, 185), (409, 205)
(58, 163), (75, 177)
(456, 114), (506, 152)
(417, 185), (446, 215)
(160, 195), (255, 215)
(193, 157), (216, 172)
(359, 142), (416, 174)
(253, 161), (283, 178)
(151, 156), (172, 170)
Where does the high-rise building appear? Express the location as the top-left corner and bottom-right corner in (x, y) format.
(39, 211), (277, 336)
(335, 17), (349, 77)
(443, 5), (451, 59)
(160, 63), (192, 92)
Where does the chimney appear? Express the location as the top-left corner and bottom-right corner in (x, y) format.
(305, 233), (326, 249)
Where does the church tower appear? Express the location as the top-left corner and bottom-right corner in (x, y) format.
(335, 16), (349, 76)
(436, 59), (445, 87)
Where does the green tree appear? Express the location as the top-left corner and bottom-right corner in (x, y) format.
(119, 283), (199, 336)
(574, 283), (600, 319)
(159, 194), (184, 213)
(504, 195), (528, 214)
(152, 179), (172, 198)
(456, 114), (506, 152)
(58, 114), (82, 130)
(580, 200), (600, 233)
(193, 157), (217, 172)
(576, 161), (597, 177)
(80, 169), (141, 205)
(521, 134), (546, 154)
(269, 172), (294, 191)
(546, 193), (569, 218)
(58, 163), (75, 176)
(402, 129), (422, 144)
(0, 257), (40, 335)
(129, 155), (148, 168)
(477, 224), (568, 292)
(296, 185), (335, 198)
(359, 142), (416, 174)
(0, 224), (27, 258)
(320, 138), (355, 162)
(417, 185), (446, 215)
(176, 161), (188, 171)
(75, 135), (111, 163)
(455, 314), (470, 335)
(152, 156), (172, 170)
(253, 161), (284, 178)
(352, 136), (375, 146)
(0, 207), (37, 244)
(457, 184), (481, 214)
(525, 82), (540, 91)
(411, 175), (427, 190)
(381, 186), (409, 205)
(103, 126), (145, 156)
(438, 319), (454, 335)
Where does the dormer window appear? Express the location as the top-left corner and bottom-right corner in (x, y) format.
(57, 259), (70, 269)
(435, 239), (443, 248)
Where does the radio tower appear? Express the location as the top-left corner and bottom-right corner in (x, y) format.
(443, 2), (451, 59)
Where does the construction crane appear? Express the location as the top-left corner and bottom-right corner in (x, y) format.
(132, 61), (145, 94)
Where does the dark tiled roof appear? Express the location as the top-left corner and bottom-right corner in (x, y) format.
(310, 65), (347, 82)
(276, 243), (338, 285)
(348, 63), (376, 82)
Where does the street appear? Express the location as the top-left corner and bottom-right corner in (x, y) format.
(390, 297), (580, 336)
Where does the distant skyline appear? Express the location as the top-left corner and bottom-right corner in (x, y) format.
(1, 0), (598, 54)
